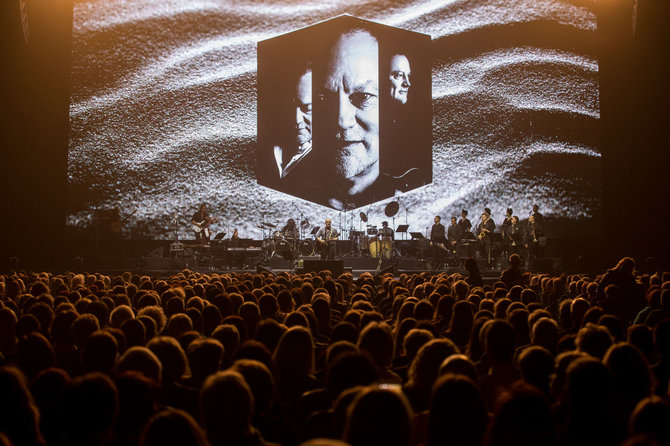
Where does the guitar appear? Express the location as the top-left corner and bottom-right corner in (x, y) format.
(315, 230), (338, 253)
(192, 217), (219, 239)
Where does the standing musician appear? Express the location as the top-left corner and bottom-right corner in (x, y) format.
(430, 215), (447, 268)
(500, 208), (513, 252)
(476, 211), (496, 265)
(525, 214), (541, 261)
(447, 216), (462, 258)
(458, 209), (473, 237)
(508, 216), (523, 256)
(316, 218), (339, 259)
(191, 204), (217, 244)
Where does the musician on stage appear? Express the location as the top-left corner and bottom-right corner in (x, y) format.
(281, 218), (300, 240)
(447, 216), (462, 258)
(191, 204), (216, 244)
(430, 215), (447, 269)
(508, 216), (523, 256)
(525, 214), (541, 261)
(316, 218), (339, 260)
(476, 211), (496, 265)
(458, 209), (472, 236)
(379, 221), (394, 240)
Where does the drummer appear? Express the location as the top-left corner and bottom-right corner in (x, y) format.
(379, 221), (394, 240)
(281, 218), (300, 240)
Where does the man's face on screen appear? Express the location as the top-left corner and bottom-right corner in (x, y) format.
(321, 30), (379, 182)
(295, 70), (312, 146)
(389, 54), (411, 104)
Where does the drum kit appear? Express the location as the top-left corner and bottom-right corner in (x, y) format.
(257, 198), (409, 260)
(258, 219), (314, 259)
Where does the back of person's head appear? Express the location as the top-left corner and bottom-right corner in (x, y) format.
(110, 305), (134, 329)
(576, 323), (613, 359)
(603, 342), (652, 407)
(146, 336), (187, 385)
(72, 313), (100, 348)
(16, 331), (56, 379)
(202, 305), (222, 337)
(61, 372), (119, 446)
(118, 346), (163, 382)
(164, 313), (193, 339)
(653, 319), (670, 358)
(357, 322), (394, 369)
(484, 382), (556, 446)
(200, 370), (253, 444)
(564, 356), (613, 413)
(122, 318), (147, 348)
(628, 396), (670, 445)
(82, 330), (119, 375)
(409, 338), (460, 388)
(114, 371), (160, 442)
(140, 408), (209, 446)
(187, 338), (224, 384)
(211, 324), (240, 368)
(484, 319), (517, 365)
(518, 346), (554, 397)
(403, 328), (434, 363)
(255, 318), (287, 353)
(137, 305), (167, 334)
(344, 386), (413, 446)
(428, 373), (487, 446)
(274, 325), (314, 379)
(330, 321), (359, 345)
(231, 358), (275, 415)
(438, 354), (478, 382)
(326, 351), (379, 401)
(239, 301), (261, 338)
(0, 366), (44, 446)
(531, 317), (559, 353)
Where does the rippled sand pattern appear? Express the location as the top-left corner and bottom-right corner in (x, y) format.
(67, 0), (600, 239)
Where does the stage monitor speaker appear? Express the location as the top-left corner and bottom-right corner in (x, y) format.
(302, 259), (343, 276)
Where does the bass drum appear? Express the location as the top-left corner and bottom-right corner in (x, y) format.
(272, 230), (284, 241)
(299, 239), (314, 256)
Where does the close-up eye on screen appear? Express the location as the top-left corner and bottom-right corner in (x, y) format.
(66, 0), (600, 243)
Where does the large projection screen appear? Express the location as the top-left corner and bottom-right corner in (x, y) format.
(66, 0), (600, 242)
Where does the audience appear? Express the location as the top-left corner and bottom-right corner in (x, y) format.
(0, 257), (668, 446)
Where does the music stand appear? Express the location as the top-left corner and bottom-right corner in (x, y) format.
(409, 232), (424, 239)
(310, 226), (320, 237)
(396, 224), (409, 233)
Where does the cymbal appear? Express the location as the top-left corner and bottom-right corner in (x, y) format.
(261, 222), (276, 228)
(359, 212), (368, 223)
(385, 200), (399, 217)
(300, 219), (310, 228)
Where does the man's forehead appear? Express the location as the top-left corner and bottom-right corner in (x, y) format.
(324, 31), (378, 91)
(391, 55), (410, 72)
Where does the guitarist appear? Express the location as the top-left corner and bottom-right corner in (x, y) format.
(429, 215), (447, 269)
(191, 203), (217, 244)
(315, 218), (339, 260)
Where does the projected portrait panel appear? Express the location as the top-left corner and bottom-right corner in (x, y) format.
(257, 15), (432, 210)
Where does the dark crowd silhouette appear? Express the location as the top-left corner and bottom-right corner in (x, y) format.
(1, 254), (669, 446)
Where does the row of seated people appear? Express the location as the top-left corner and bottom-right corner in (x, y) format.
(0, 255), (669, 446)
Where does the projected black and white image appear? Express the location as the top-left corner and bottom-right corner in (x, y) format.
(258, 16), (432, 210)
(66, 0), (600, 241)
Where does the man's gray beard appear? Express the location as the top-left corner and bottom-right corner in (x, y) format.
(334, 143), (376, 180)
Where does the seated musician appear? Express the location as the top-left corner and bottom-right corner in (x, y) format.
(282, 218), (300, 240)
(379, 221), (394, 240)
(315, 218), (339, 260)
